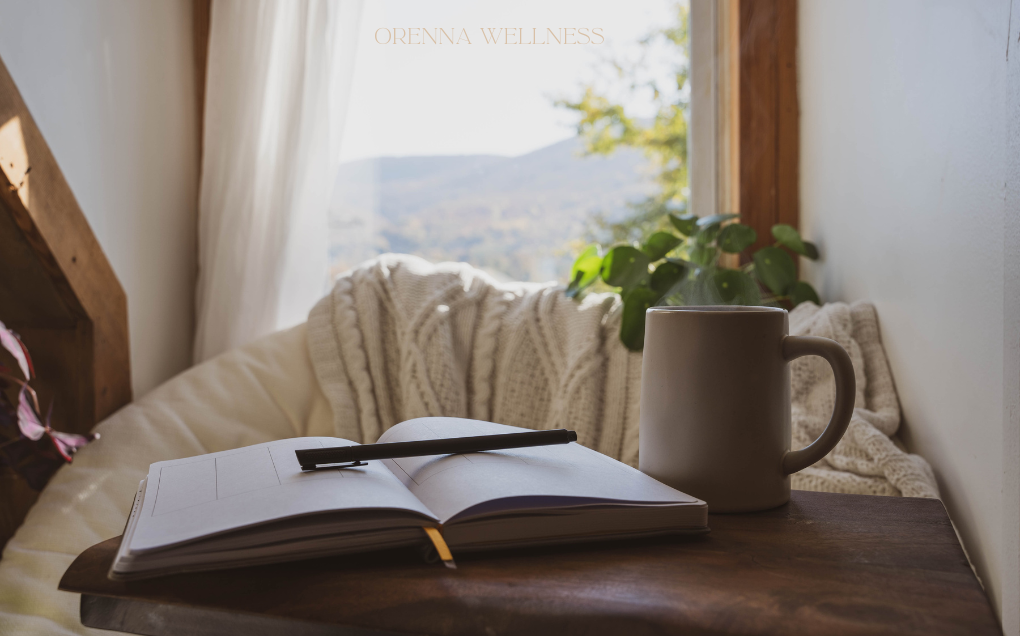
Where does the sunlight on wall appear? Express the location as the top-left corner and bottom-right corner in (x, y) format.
(0, 116), (29, 208)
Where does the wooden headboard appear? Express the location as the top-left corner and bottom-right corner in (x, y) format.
(0, 57), (132, 437)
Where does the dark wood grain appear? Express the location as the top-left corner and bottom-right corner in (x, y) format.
(59, 491), (999, 636)
(739, 0), (799, 259)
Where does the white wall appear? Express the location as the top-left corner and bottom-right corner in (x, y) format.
(0, 0), (199, 397)
(799, 0), (1018, 630)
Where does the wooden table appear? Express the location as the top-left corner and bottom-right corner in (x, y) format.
(59, 491), (1000, 636)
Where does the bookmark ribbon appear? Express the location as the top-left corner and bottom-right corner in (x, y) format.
(423, 527), (457, 570)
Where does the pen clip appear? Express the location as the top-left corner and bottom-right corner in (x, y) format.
(300, 460), (368, 472)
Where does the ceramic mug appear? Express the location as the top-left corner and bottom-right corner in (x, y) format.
(638, 306), (855, 513)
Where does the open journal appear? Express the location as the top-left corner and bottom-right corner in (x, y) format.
(111, 417), (707, 580)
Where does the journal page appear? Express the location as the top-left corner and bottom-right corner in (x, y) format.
(128, 437), (436, 553)
(377, 417), (699, 524)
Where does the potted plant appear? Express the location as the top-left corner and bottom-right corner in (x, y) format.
(565, 214), (821, 351)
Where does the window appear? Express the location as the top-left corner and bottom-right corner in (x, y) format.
(328, 0), (686, 283)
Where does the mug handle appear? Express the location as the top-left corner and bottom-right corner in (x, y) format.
(780, 335), (857, 475)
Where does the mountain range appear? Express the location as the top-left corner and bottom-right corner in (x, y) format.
(328, 137), (657, 282)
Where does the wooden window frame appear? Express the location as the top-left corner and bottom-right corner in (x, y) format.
(690, 0), (798, 252)
(739, 0), (798, 254)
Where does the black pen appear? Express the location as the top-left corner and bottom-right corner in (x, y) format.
(295, 429), (578, 471)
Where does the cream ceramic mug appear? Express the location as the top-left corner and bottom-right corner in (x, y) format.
(638, 306), (855, 513)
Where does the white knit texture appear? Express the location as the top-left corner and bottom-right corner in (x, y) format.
(308, 255), (939, 498)
(789, 301), (939, 498)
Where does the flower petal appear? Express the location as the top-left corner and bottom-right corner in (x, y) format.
(49, 430), (94, 461)
(0, 320), (31, 379)
(17, 386), (46, 441)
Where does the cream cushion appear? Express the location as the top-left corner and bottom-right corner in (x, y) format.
(0, 324), (329, 635)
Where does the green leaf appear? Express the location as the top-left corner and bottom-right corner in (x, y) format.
(772, 224), (810, 257)
(565, 271), (584, 298)
(803, 241), (820, 260)
(717, 224), (757, 253)
(650, 260), (687, 296)
(752, 246), (796, 295)
(790, 281), (821, 306)
(668, 213), (698, 237)
(566, 244), (603, 298)
(601, 245), (651, 290)
(694, 224), (720, 246)
(688, 243), (716, 267)
(695, 213), (739, 230)
(641, 232), (682, 261)
(713, 269), (759, 304)
(619, 286), (660, 351)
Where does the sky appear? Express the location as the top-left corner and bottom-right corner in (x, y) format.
(338, 0), (678, 163)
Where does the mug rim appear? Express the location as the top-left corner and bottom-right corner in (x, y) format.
(646, 305), (787, 314)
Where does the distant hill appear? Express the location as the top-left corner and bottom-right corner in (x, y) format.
(328, 138), (657, 282)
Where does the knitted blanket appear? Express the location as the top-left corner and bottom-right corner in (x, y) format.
(307, 254), (939, 499)
(789, 302), (939, 498)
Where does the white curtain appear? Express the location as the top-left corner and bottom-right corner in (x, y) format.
(193, 0), (362, 363)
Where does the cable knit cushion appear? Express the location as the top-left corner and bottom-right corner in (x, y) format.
(307, 254), (643, 464)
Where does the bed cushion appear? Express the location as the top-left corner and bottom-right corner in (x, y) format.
(0, 324), (329, 635)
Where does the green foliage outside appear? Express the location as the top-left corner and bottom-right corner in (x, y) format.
(556, 3), (691, 245)
(557, 2), (821, 351)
